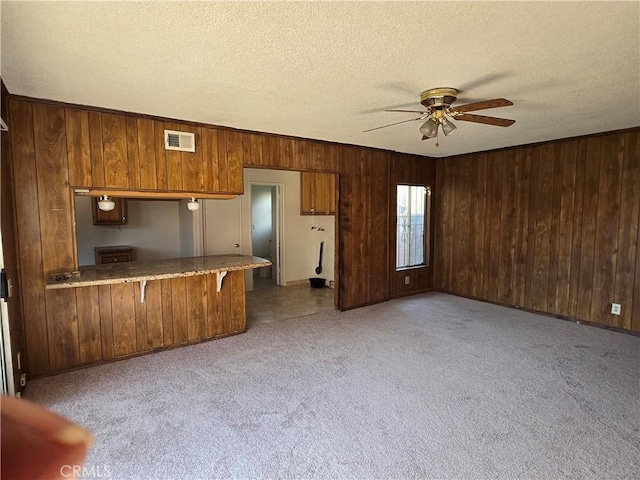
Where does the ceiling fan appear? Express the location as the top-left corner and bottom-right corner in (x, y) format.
(364, 87), (515, 145)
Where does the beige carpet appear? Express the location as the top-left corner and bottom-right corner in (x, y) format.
(25, 292), (640, 479)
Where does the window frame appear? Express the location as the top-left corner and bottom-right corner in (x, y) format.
(395, 184), (431, 271)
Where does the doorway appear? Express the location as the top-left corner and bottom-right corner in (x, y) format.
(250, 183), (283, 286)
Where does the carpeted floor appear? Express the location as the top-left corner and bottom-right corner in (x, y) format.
(25, 292), (640, 479)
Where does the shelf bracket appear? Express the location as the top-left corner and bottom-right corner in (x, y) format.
(140, 280), (147, 303)
(216, 270), (227, 293)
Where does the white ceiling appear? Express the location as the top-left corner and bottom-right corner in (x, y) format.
(2, 1), (639, 158)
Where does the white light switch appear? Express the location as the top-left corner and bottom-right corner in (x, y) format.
(611, 303), (621, 315)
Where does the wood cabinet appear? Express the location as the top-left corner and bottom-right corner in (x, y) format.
(94, 246), (133, 264)
(301, 172), (336, 215)
(91, 197), (127, 225)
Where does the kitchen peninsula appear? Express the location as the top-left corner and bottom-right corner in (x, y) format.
(41, 255), (270, 375)
(47, 254), (269, 290)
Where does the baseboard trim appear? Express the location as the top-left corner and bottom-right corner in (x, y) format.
(285, 279), (335, 288)
(434, 289), (640, 338)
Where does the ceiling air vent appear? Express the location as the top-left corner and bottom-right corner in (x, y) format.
(164, 130), (195, 152)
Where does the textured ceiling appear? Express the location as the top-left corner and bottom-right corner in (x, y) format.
(1, 1), (639, 158)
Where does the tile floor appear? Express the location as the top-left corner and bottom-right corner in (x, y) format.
(245, 277), (335, 328)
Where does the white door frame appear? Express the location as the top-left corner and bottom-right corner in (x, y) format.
(250, 182), (285, 286)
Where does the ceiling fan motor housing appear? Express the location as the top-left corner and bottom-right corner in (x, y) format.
(420, 87), (458, 109)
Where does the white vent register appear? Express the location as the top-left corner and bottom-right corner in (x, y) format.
(164, 130), (195, 152)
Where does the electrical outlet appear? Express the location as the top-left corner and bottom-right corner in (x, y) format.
(404, 276), (410, 285)
(19, 373), (26, 387)
(611, 303), (621, 315)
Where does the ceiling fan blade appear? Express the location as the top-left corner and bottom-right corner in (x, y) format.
(451, 98), (513, 113)
(454, 113), (515, 127)
(385, 109), (427, 114)
(363, 116), (424, 133)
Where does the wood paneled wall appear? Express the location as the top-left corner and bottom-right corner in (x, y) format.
(1, 82), (26, 392)
(62, 106), (243, 193)
(44, 271), (245, 374)
(7, 95), (435, 375)
(389, 153), (437, 298)
(434, 129), (640, 332)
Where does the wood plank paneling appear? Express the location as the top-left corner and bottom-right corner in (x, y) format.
(134, 282), (148, 352)
(546, 143), (564, 312)
(44, 289), (79, 370)
(555, 141), (577, 316)
(523, 146), (540, 309)
(531, 144), (555, 311)
(281, 137), (295, 170)
(206, 273), (224, 337)
(98, 285), (114, 359)
(154, 120), (168, 190)
(125, 116), (140, 190)
(472, 153), (488, 298)
(202, 127), (220, 192)
(435, 129), (640, 329)
(76, 286), (101, 364)
(145, 280), (164, 349)
(9, 99), (49, 374)
(229, 271), (246, 333)
(370, 151), (390, 302)
(65, 108), (92, 187)
(161, 279), (174, 346)
(88, 112), (105, 187)
(614, 132), (640, 330)
(181, 126), (204, 192)
(137, 118), (157, 189)
(454, 157), (471, 294)
(513, 149), (530, 307)
(591, 134), (624, 324)
(498, 151), (517, 304)
(216, 131), (230, 192)
(226, 130), (244, 193)
(101, 114), (129, 188)
(32, 104), (76, 275)
(576, 137), (602, 320)
(1, 88), (26, 392)
(568, 139), (588, 319)
(186, 275), (207, 341)
(111, 283), (137, 357)
(171, 277), (188, 344)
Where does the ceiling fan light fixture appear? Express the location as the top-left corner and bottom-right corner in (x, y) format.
(97, 195), (116, 212)
(419, 119), (438, 138)
(441, 118), (457, 136)
(187, 197), (200, 211)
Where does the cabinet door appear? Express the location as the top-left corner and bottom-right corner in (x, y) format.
(328, 173), (336, 215)
(300, 172), (314, 214)
(314, 173), (328, 214)
(91, 198), (127, 225)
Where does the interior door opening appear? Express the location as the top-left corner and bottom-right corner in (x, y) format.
(250, 183), (283, 286)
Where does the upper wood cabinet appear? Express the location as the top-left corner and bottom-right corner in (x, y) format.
(63, 107), (244, 195)
(91, 197), (127, 225)
(300, 172), (336, 215)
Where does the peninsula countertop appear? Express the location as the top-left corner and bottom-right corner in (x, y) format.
(46, 254), (271, 289)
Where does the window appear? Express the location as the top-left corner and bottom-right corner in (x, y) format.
(396, 185), (430, 269)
